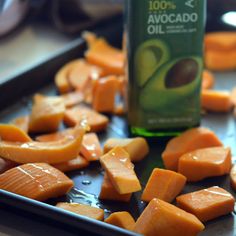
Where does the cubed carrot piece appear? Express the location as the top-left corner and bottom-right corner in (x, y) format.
(0, 163), (73, 201)
(230, 164), (236, 191)
(52, 155), (89, 172)
(105, 211), (135, 231)
(176, 186), (235, 222)
(162, 127), (222, 171)
(11, 115), (29, 133)
(103, 137), (149, 162)
(141, 168), (186, 203)
(92, 76), (120, 113)
(202, 70), (215, 90)
(99, 173), (132, 202)
(201, 90), (233, 112)
(178, 147), (232, 182)
(100, 147), (141, 194)
(80, 133), (102, 161)
(36, 128), (74, 142)
(134, 198), (205, 236)
(0, 157), (18, 174)
(0, 124), (32, 142)
(29, 95), (65, 133)
(61, 91), (84, 108)
(68, 59), (103, 91)
(64, 105), (109, 132)
(85, 38), (125, 75)
(56, 202), (104, 220)
(55, 59), (83, 94)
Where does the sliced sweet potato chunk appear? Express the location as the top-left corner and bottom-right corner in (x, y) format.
(55, 59), (82, 94)
(141, 168), (186, 203)
(61, 91), (84, 108)
(201, 90), (233, 112)
(0, 157), (18, 174)
(0, 124), (32, 142)
(105, 211), (135, 231)
(11, 115), (29, 133)
(162, 127), (222, 171)
(176, 186), (235, 222)
(52, 155), (89, 172)
(80, 133), (102, 161)
(178, 147), (232, 182)
(205, 32), (236, 71)
(92, 76), (119, 113)
(85, 38), (125, 75)
(134, 198), (205, 236)
(64, 105), (109, 132)
(103, 137), (149, 162)
(202, 70), (215, 90)
(100, 147), (141, 194)
(99, 173), (131, 202)
(56, 202), (104, 220)
(230, 164), (236, 191)
(36, 128), (74, 142)
(68, 59), (103, 91)
(29, 95), (65, 133)
(0, 163), (73, 201)
(0, 125), (85, 164)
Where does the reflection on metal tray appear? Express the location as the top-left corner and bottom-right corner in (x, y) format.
(0, 17), (236, 236)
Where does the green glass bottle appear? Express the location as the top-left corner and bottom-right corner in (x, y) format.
(125, 0), (206, 137)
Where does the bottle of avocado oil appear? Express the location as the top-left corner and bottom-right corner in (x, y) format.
(125, 0), (206, 137)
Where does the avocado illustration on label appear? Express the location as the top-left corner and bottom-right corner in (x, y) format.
(135, 39), (170, 87)
(140, 57), (202, 111)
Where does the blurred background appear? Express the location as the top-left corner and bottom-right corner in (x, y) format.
(0, 0), (236, 83)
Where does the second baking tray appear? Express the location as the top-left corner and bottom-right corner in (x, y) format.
(0, 17), (236, 236)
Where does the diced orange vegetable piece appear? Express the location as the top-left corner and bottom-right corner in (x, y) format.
(0, 157), (18, 174)
(105, 211), (135, 231)
(35, 128), (74, 142)
(176, 186), (235, 222)
(0, 124), (32, 142)
(61, 91), (84, 108)
(11, 115), (29, 133)
(162, 127), (222, 171)
(205, 32), (236, 71)
(202, 70), (215, 90)
(68, 59), (103, 91)
(134, 198), (205, 236)
(56, 202), (104, 220)
(104, 137), (149, 162)
(55, 59), (83, 94)
(80, 133), (102, 161)
(141, 168), (186, 203)
(178, 147), (232, 182)
(0, 126), (85, 164)
(64, 105), (109, 132)
(201, 90), (233, 112)
(85, 38), (125, 75)
(52, 155), (89, 172)
(92, 76), (119, 113)
(0, 163), (73, 201)
(113, 103), (125, 116)
(100, 147), (141, 194)
(82, 31), (97, 47)
(29, 95), (65, 133)
(99, 173), (131, 202)
(230, 87), (236, 106)
(230, 164), (236, 191)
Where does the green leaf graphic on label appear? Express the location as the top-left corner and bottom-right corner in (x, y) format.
(140, 56), (202, 111)
(135, 39), (170, 87)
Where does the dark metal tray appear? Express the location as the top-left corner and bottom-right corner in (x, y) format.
(0, 17), (236, 236)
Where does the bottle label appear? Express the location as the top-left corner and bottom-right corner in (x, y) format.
(126, 0), (205, 130)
